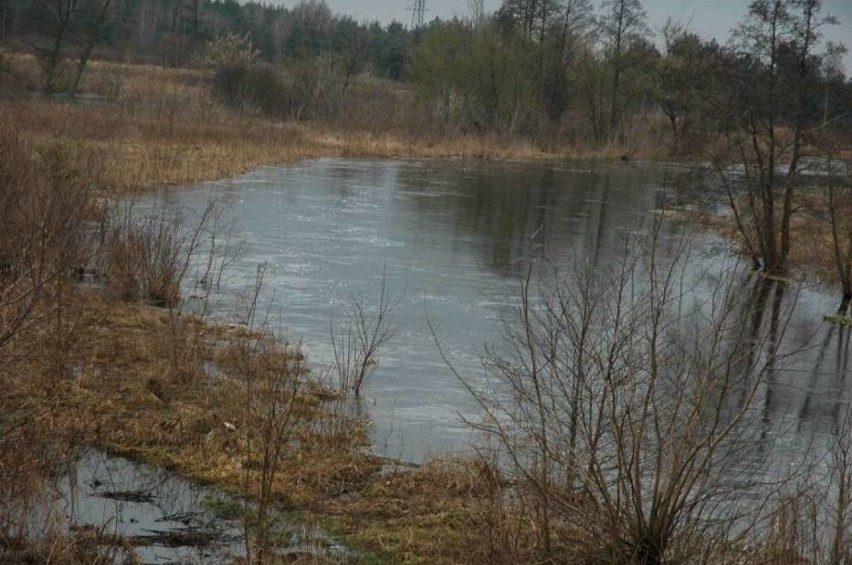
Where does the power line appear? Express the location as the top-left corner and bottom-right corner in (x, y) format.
(407, 0), (426, 30)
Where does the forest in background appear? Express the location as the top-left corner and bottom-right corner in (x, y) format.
(2, 0), (851, 155)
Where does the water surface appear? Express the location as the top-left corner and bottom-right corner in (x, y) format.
(155, 158), (851, 467)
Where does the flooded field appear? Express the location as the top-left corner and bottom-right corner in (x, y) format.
(152, 158), (851, 467)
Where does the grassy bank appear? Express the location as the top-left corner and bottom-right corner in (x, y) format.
(14, 294), (524, 562)
(1, 54), (663, 197)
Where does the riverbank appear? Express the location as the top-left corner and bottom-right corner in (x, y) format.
(1, 54), (662, 197)
(13, 294), (524, 562)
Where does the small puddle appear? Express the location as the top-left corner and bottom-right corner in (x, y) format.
(46, 450), (347, 564)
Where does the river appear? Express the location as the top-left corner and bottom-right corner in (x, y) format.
(151, 157), (850, 474)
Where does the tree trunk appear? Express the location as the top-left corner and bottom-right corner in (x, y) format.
(1, 0), (7, 43)
(838, 294), (851, 316)
(70, 0), (112, 97)
(608, 1), (626, 142)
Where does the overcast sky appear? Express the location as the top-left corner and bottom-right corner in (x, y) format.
(289, 0), (852, 75)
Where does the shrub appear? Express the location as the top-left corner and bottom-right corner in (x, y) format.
(203, 32), (259, 70)
(212, 63), (291, 118)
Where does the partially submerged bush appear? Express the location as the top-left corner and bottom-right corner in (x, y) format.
(446, 233), (808, 563)
(100, 202), (213, 309)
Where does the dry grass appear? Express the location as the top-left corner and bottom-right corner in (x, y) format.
(65, 299), (374, 503)
(38, 297), (529, 562)
(325, 456), (537, 564)
(1, 53), (663, 199)
(4, 96), (642, 197)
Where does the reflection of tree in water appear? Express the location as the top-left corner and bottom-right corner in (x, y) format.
(705, 273), (852, 440)
(394, 162), (660, 275)
(706, 274), (852, 558)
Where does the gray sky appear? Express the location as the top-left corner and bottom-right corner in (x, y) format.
(298, 0), (852, 75)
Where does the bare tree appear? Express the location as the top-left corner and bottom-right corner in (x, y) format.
(334, 16), (370, 104)
(34, 0), (81, 94)
(69, 0), (112, 97)
(234, 264), (304, 563)
(656, 19), (722, 155)
(598, 0), (648, 142)
(721, 0), (839, 275)
(811, 134), (852, 315)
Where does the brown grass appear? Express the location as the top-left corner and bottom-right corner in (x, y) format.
(1, 53), (664, 199)
(27, 296), (535, 562)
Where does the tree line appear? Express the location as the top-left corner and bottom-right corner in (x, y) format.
(3, 0), (850, 154)
(1, 0), (411, 78)
(413, 0), (851, 153)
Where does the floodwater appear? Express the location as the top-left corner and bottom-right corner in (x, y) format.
(44, 450), (345, 563)
(55, 451), (244, 564)
(153, 157), (851, 471)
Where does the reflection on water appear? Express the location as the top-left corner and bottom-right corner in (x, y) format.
(54, 451), (243, 564)
(47, 451), (347, 564)
(154, 158), (851, 470)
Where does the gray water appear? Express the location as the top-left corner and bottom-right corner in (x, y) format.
(55, 451), (244, 564)
(154, 157), (851, 468)
(43, 450), (346, 564)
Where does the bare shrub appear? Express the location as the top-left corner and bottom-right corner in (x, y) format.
(101, 200), (213, 308)
(330, 273), (399, 397)
(203, 32), (259, 70)
(0, 109), (102, 561)
(284, 54), (346, 121)
(213, 63), (291, 117)
(435, 228), (799, 563)
(0, 48), (28, 98)
(96, 200), (218, 384)
(233, 264), (306, 562)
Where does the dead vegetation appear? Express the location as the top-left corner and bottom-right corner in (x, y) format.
(0, 52), (666, 201)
